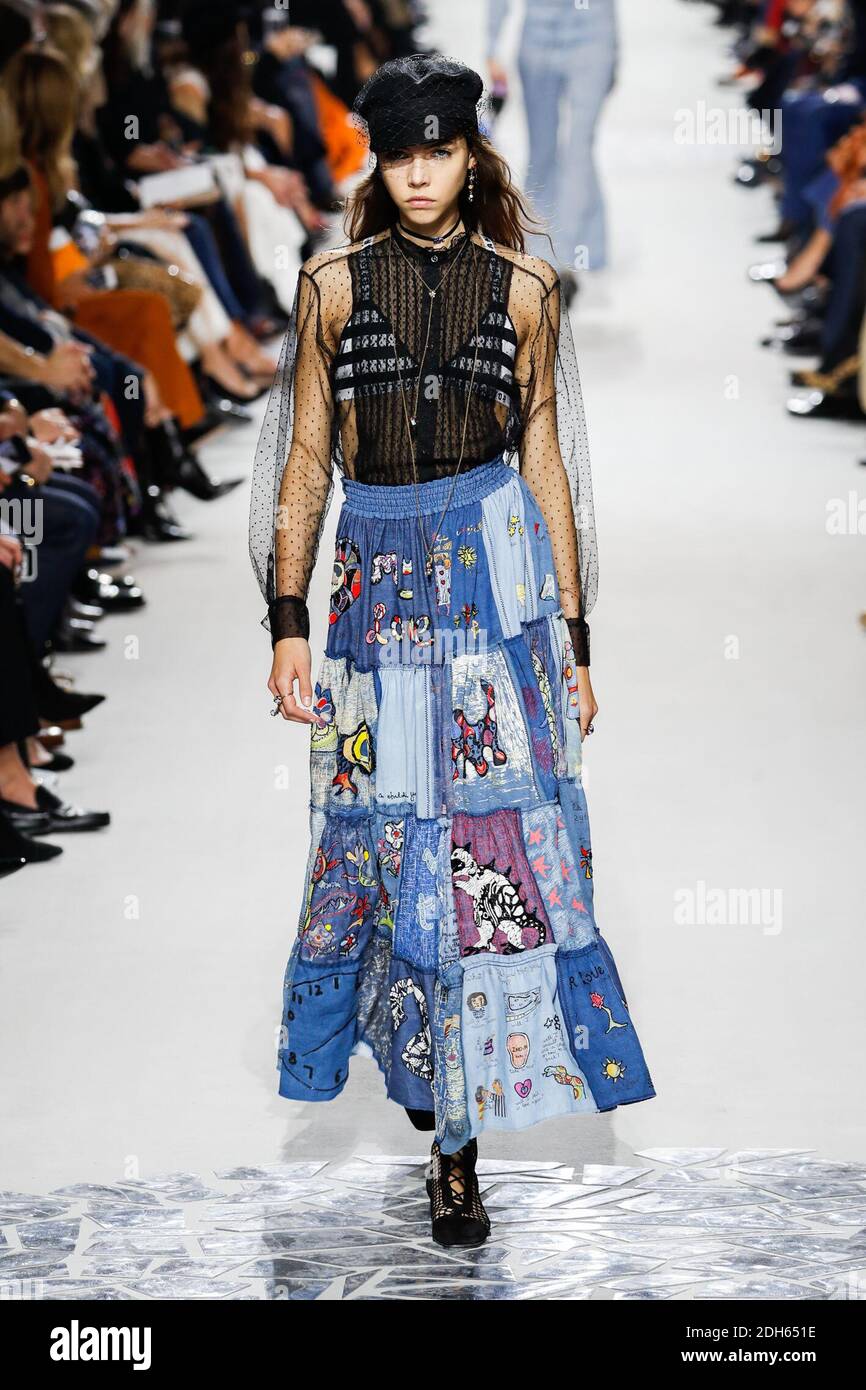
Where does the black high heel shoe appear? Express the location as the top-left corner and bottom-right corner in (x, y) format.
(30, 661), (106, 723)
(174, 452), (244, 502)
(201, 372), (266, 406)
(145, 419), (243, 502)
(182, 400), (252, 446)
(426, 1138), (490, 1248)
(0, 807), (63, 862)
(0, 807), (28, 875)
(132, 485), (193, 543)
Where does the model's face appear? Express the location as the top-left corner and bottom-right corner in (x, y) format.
(377, 136), (475, 231)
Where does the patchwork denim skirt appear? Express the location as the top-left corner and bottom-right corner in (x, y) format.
(277, 454), (656, 1151)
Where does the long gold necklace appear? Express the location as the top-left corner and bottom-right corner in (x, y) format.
(387, 225), (483, 570)
(389, 225), (469, 430)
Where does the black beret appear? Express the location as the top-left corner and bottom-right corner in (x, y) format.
(352, 53), (485, 155)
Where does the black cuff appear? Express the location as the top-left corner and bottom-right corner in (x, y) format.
(268, 596), (310, 644)
(565, 616), (590, 667)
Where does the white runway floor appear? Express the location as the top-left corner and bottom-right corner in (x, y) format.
(3, 0), (865, 1237)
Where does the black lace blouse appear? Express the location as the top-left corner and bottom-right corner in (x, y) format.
(249, 220), (598, 664)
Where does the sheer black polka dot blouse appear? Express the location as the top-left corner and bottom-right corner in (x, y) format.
(248, 221), (597, 665)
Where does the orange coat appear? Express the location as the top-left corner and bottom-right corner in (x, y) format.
(25, 164), (203, 427)
(309, 71), (367, 184)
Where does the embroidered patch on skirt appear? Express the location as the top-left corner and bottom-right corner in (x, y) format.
(276, 455), (656, 1150)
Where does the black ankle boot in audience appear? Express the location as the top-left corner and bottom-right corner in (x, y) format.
(131, 485), (193, 543)
(145, 419), (243, 502)
(174, 451), (244, 502)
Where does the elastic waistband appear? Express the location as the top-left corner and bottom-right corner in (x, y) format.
(340, 455), (512, 518)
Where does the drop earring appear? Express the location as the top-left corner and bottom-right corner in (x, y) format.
(466, 167), (476, 202)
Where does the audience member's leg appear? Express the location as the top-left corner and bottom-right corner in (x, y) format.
(0, 566), (40, 807)
(11, 482), (100, 654)
(819, 204), (866, 367)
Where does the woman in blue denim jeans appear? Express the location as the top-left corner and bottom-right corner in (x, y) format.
(250, 52), (655, 1251)
(488, 0), (619, 288)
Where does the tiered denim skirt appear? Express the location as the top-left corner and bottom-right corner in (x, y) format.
(277, 455), (655, 1152)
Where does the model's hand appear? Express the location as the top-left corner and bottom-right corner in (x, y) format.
(576, 667), (598, 741)
(268, 637), (326, 725)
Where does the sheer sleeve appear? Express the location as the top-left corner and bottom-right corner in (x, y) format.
(248, 261), (338, 646)
(514, 258), (598, 666)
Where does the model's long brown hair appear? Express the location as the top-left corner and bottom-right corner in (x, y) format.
(345, 131), (552, 255)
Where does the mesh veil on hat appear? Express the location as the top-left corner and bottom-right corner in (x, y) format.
(351, 53), (487, 154)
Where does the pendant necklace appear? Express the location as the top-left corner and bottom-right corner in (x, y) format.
(387, 225), (483, 571)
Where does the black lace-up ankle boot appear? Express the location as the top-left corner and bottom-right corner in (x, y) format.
(426, 1138), (490, 1248)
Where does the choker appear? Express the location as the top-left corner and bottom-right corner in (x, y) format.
(396, 215), (463, 246)
(392, 220), (467, 260)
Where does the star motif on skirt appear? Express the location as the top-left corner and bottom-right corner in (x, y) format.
(548, 885), (562, 908)
(572, 896), (587, 912)
(526, 826), (543, 846)
(560, 859), (572, 881)
(531, 854), (550, 877)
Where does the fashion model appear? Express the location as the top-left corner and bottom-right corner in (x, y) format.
(249, 54), (655, 1251)
(487, 0), (618, 278)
